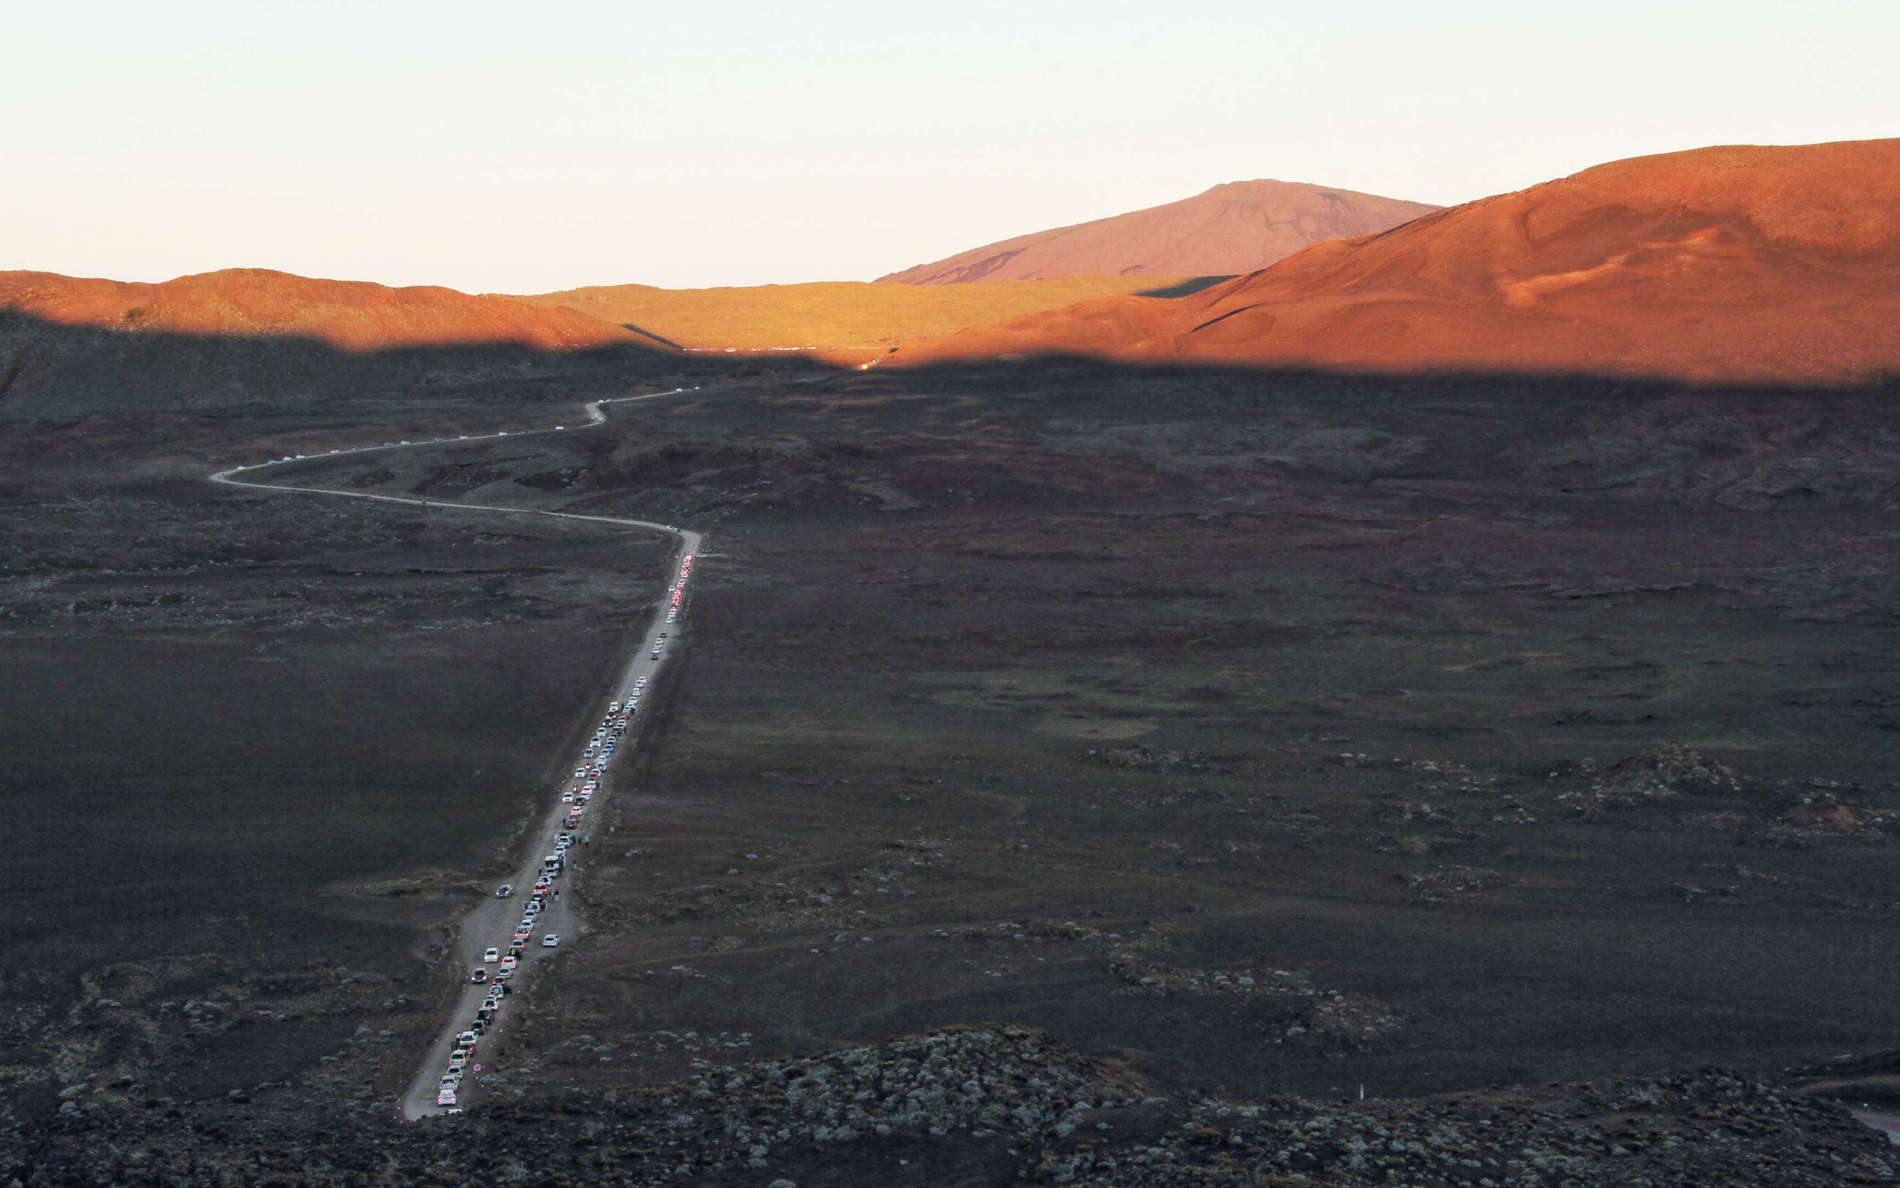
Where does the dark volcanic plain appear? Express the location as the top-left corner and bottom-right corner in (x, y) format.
(3, 346), (1898, 1184)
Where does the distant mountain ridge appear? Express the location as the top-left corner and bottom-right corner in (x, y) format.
(0, 268), (636, 352)
(885, 139), (1900, 385)
(0, 268), (666, 415)
(878, 180), (1440, 284)
(511, 275), (1192, 357)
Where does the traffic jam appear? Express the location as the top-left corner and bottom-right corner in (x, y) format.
(432, 550), (696, 1111)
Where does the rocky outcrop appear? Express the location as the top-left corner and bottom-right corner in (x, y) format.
(8, 1027), (1892, 1185)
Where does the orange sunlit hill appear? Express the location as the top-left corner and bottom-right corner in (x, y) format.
(0, 268), (642, 352)
(507, 276), (1201, 359)
(0, 269), (1213, 363)
(7, 140), (1897, 386)
(885, 139), (1900, 386)
(877, 180), (1439, 285)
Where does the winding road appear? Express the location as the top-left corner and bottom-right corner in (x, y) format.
(207, 387), (704, 1120)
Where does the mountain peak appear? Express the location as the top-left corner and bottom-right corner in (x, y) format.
(885, 138), (1900, 385)
(878, 179), (1439, 285)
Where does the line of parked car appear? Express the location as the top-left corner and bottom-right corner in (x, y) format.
(433, 693), (639, 1109)
(665, 551), (694, 624)
(433, 552), (696, 1110)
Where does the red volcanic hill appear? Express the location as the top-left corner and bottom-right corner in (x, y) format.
(886, 140), (1900, 385)
(0, 268), (638, 352)
(878, 180), (1440, 284)
(0, 268), (665, 415)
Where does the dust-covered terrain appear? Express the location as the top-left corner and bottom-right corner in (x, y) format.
(0, 371), (694, 1118)
(4, 356), (1898, 1184)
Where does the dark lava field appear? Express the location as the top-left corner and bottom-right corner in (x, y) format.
(3, 352), (1897, 1184)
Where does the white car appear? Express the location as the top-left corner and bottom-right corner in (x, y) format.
(436, 1090), (457, 1106)
(542, 934), (560, 948)
(573, 768), (586, 778)
(483, 947), (499, 963)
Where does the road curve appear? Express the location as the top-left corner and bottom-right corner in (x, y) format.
(206, 387), (704, 1120)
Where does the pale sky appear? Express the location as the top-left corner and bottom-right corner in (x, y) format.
(4, 0), (1895, 292)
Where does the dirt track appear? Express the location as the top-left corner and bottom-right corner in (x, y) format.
(207, 391), (704, 1120)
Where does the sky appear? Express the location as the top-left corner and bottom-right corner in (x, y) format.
(5, 0), (1896, 293)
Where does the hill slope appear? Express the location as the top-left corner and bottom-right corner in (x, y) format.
(512, 275), (1209, 357)
(878, 180), (1439, 285)
(0, 268), (636, 352)
(887, 140), (1900, 385)
(0, 269), (674, 415)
